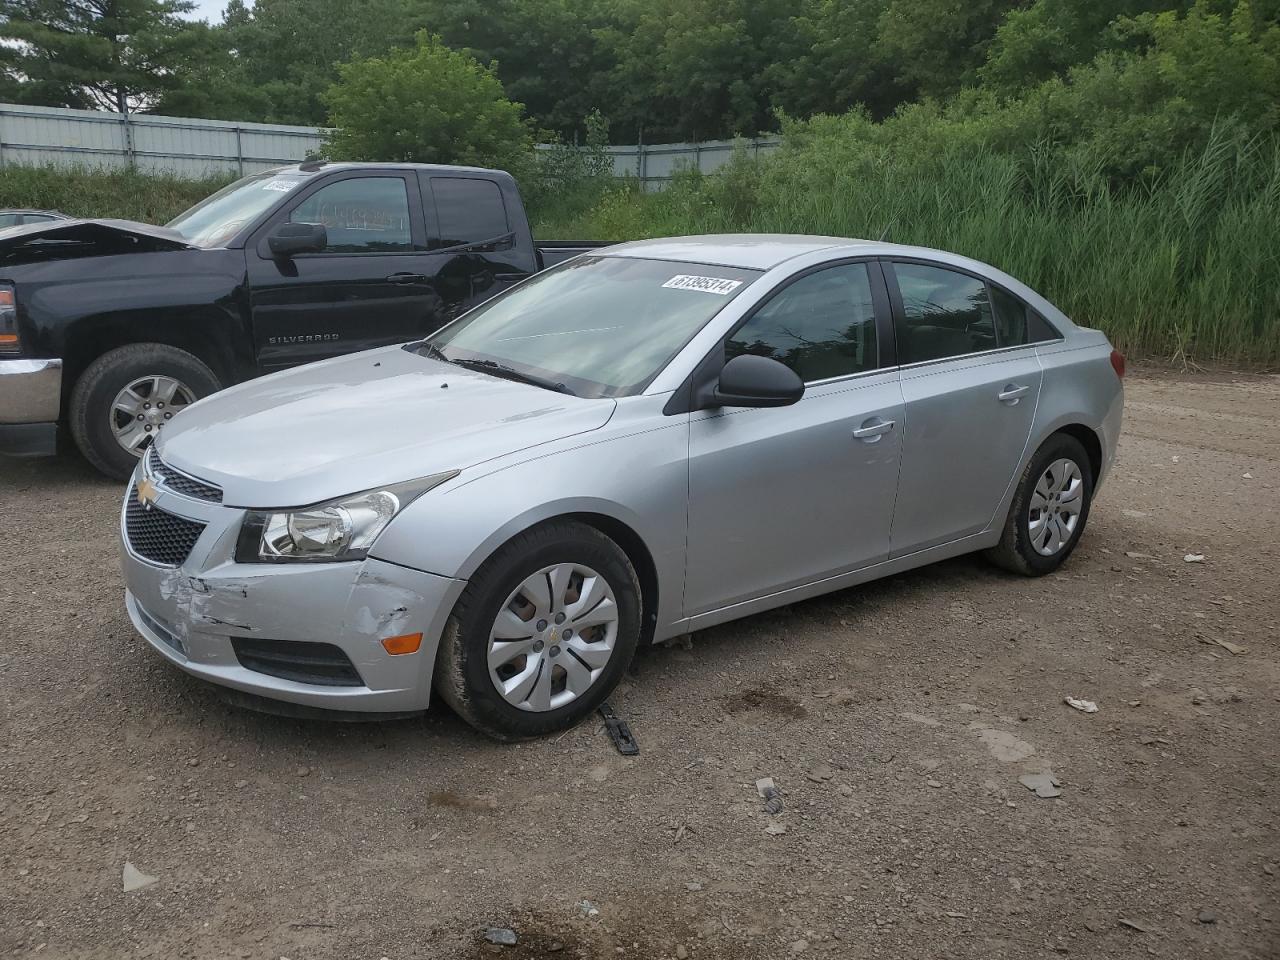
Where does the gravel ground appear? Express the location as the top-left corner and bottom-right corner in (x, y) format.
(1, 366), (1277, 960)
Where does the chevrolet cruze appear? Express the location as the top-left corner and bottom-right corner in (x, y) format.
(120, 235), (1124, 739)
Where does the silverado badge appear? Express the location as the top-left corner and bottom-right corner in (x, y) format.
(136, 476), (160, 510)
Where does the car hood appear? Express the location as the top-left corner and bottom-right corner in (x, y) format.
(0, 218), (191, 266)
(157, 346), (616, 507)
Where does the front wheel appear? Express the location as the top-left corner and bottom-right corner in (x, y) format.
(435, 521), (642, 740)
(69, 343), (221, 480)
(985, 433), (1095, 576)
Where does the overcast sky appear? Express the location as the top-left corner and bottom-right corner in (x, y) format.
(182, 0), (234, 22)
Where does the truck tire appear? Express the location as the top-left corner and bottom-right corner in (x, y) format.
(70, 343), (222, 481)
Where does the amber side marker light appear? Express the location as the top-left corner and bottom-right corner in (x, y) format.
(381, 632), (423, 655)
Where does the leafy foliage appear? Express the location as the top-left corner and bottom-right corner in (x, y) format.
(322, 32), (532, 173)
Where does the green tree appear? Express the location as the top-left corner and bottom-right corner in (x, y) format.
(875, 0), (1023, 99)
(770, 0), (905, 121)
(323, 32), (532, 172)
(213, 0), (418, 125)
(413, 0), (616, 139)
(0, 0), (196, 111)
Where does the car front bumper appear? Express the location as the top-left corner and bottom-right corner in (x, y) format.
(119, 470), (467, 713)
(0, 358), (61, 457)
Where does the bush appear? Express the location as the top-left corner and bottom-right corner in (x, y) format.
(323, 32), (533, 176)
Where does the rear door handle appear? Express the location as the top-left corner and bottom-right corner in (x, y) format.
(387, 272), (427, 284)
(998, 384), (1030, 403)
(852, 417), (896, 441)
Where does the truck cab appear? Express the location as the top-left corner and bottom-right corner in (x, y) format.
(0, 162), (602, 478)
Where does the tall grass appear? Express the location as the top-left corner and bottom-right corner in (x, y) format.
(0, 165), (230, 224)
(537, 129), (1280, 365)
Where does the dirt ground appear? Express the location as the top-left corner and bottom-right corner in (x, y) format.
(1, 366), (1278, 960)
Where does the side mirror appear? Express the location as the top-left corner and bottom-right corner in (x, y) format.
(712, 354), (805, 408)
(267, 221), (327, 257)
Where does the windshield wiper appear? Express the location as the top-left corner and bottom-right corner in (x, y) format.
(451, 358), (574, 395)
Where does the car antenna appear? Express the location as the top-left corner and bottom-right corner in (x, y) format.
(298, 160), (328, 172)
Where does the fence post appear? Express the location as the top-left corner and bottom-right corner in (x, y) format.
(121, 109), (136, 169)
(234, 126), (244, 176)
(0, 107), (5, 168)
(693, 141), (701, 175)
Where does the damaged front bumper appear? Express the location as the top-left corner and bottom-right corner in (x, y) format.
(119, 470), (466, 713)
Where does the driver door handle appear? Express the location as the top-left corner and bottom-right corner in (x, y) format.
(852, 417), (896, 441)
(387, 272), (426, 284)
(998, 384), (1031, 403)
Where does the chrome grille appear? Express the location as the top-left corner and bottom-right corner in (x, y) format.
(146, 447), (222, 503)
(124, 486), (206, 567)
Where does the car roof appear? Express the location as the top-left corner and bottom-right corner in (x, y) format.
(597, 234), (1004, 271)
(270, 161), (511, 178)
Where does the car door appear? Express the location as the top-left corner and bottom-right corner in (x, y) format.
(884, 259), (1044, 555)
(247, 171), (449, 371)
(684, 260), (904, 617)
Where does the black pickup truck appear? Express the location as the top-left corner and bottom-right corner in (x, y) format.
(0, 162), (603, 478)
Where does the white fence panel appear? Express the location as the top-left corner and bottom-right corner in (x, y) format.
(0, 103), (781, 188)
(0, 103), (327, 177)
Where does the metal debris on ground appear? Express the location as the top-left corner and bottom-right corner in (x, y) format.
(1184, 553), (1206, 563)
(577, 899), (600, 918)
(1064, 696), (1099, 714)
(756, 777), (784, 815)
(597, 701), (639, 756)
(483, 927), (517, 946)
(1018, 772), (1063, 799)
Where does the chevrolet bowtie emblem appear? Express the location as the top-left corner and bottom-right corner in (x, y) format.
(136, 476), (160, 510)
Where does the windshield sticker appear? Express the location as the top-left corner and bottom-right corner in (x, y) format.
(262, 178), (300, 192)
(662, 274), (743, 295)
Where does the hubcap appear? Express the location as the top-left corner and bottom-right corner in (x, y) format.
(110, 375), (196, 457)
(487, 562), (619, 713)
(1028, 458), (1084, 556)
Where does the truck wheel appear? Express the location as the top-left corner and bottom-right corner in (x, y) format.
(70, 343), (221, 480)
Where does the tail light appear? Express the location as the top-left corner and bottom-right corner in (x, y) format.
(0, 284), (17, 355)
(1110, 349), (1126, 379)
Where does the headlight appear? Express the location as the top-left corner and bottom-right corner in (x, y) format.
(235, 471), (458, 563)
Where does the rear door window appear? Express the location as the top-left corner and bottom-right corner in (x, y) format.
(429, 177), (509, 249)
(891, 262), (995, 364)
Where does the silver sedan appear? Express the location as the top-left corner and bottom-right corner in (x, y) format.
(119, 235), (1124, 739)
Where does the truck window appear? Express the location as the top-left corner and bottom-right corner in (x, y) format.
(289, 177), (412, 253)
(430, 178), (508, 250)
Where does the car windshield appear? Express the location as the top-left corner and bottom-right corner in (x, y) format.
(167, 170), (313, 248)
(420, 256), (761, 398)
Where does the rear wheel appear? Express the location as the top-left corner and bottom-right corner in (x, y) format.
(985, 433), (1094, 576)
(435, 520), (642, 740)
(70, 343), (221, 480)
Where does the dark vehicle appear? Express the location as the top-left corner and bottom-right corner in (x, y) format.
(0, 162), (603, 478)
(0, 209), (70, 229)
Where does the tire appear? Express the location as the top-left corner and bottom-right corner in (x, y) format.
(984, 432), (1095, 577)
(69, 343), (221, 481)
(435, 520), (642, 740)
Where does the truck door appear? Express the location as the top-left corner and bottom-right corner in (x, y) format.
(420, 174), (538, 311)
(246, 171), (449, 371)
